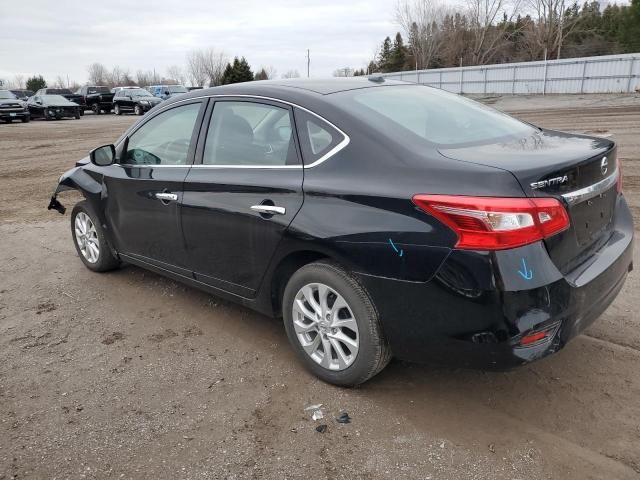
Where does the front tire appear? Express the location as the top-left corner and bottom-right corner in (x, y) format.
(71, 201), (119, 272)
(92, 104), (101, 115)
(22, 116), (30, 123)
(114, 104), (121, 115)
(134, 105), (143, 115)
(282, 261), (391, 386)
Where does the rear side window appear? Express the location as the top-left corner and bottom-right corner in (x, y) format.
(294, 109), (345, 165)
(203, 101), (298, 167)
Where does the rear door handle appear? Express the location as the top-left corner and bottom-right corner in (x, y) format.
(154, 192), (178, 202)
(250, 205), (286, 215)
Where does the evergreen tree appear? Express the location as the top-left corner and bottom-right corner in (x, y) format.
(26, 75), (46, 91)
(378, 37), (393, 72)
(221, 62), (234, 85)
(221, 57), (254, 84)
(391, 32), (408, 71)
(254, 68), (269, 81)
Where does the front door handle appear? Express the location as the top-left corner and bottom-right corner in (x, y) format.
(154, 192), (178, 202)
(250, 205), (286, 215)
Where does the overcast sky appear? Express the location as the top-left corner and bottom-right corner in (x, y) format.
(0, 0), (399, 85)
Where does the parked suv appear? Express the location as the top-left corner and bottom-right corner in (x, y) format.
(76, 86), (115, 114)
(113, 88), (161, 115)
(0, 90), (30, 123)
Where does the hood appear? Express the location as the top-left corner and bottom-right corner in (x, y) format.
(42, 98), (78, 107)
(0, 98), (23, 106)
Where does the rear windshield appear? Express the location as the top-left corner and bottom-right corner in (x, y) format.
(48, 88), (72, 94)
(168, 86), (187, 93)
(88, 86), (110, 94)
(336, 85), (534, 146)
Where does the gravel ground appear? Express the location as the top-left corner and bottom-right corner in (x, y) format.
(1, 96), (639, 479)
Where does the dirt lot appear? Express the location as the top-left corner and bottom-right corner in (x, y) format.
(1, 96), (639, 479)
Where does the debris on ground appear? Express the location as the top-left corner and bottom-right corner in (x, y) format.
(304, 403), (324, 421)
(336, 412), (351, 424)
(315, 424), (328, 433)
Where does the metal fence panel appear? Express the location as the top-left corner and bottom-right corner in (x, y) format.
(381, 53), (640, 95)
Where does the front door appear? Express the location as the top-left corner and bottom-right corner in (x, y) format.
(103, 100), (205, 272)
(181, 98), (304, 297)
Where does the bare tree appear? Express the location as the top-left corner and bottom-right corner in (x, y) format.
(12, 74), (25, 89)
(466, 0), (523, 65)
(53, 75), (68, 88)
(396, 0), (450, 69)
(281, 69), (301, 79)
(186, 48), (228, 87)
(136, 70), (158, 87)
(524, 0), (580, 59)
(87, 63), (108, 85)
(263, 65), (278, 79)
(166, 65), (186, 85)
(333, 67), (355, 77)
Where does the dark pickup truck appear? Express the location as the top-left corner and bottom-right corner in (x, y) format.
(75, 86), (114, 114)
(35, 88), (84, 115)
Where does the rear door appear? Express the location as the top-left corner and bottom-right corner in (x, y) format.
(102, 100), (206, 272)
(181, 98), (304, 297)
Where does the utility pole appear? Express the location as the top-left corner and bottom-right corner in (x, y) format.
(307, 49), (310, 78)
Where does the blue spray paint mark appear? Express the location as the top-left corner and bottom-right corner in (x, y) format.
(517, 258), (533, 280)
(388, 238), (404, 257)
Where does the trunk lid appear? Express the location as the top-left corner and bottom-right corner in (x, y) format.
(439, 129), (618, 274)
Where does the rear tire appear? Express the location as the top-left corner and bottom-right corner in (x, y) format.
(74, 110), (80, 119)
(282, 261), (391, 386)
(92, 104), (101, 115)
(71, 201), (120, 272)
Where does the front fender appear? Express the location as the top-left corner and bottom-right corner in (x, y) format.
(47, 165), (104, 214)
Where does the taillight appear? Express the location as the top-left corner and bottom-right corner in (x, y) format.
(412, 195), (570, 250)
(617, 158), (623, 193)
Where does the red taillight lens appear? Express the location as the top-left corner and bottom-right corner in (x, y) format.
(412, 195), (570, 250)
(617, 158), (623, 193)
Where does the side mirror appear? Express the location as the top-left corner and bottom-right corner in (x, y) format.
(90, 144), (116, 166)
(164, 90), (170, 96)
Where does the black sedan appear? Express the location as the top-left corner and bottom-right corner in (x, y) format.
(48, 78), (634, 386)
(28, 94), (81, 120)
(113, 88), (162, 115)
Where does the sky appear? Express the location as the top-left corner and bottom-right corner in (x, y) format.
(0, 0), (398, 86)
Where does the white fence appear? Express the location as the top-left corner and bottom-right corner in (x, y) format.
(381, 53), (640, 95)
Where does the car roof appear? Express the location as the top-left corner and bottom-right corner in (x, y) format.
(166, 77), (414, 112)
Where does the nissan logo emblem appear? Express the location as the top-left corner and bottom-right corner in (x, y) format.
(601, 157), (608, 176)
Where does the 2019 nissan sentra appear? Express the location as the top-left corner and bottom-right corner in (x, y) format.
(28, 94), (81, 120)
(48, 78), (634, 386)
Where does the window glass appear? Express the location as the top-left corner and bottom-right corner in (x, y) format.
(294, 109), (344, 165)
(122, 103), (201, 166)
(337, 85), (534, 146)
(203, 101), (298, 166)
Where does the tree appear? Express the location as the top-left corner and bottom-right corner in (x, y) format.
(523, 0), (582, 59)
(254, 68), (269, 80)
(466, 0), (523, 65)
(378, 36), (393, 71)
(391, 32), (409, 70)
(87, 63), (108, 85)
(26, 75), (46, 91)
(333, 67), (355, 77)
(186, 47), (228, 86)
(221, 57), (254, 85)
(166, 65), (186, 85)
(281, 69), (301, 78)
(396, 0), (450, 69)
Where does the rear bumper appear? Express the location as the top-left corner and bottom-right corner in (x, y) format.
(358, 195), (634, 369)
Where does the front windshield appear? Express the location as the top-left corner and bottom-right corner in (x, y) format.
(0, 90), (17, 99)
(337, 85), (534, 146)
(168, 86), (187, 93)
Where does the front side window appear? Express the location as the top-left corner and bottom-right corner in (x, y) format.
(203, 101), (298, 166)
(122, 103), (201, 166)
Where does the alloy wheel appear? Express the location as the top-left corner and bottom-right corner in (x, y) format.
(292, 283), (359, 371)
(74, 212), (100, 263)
